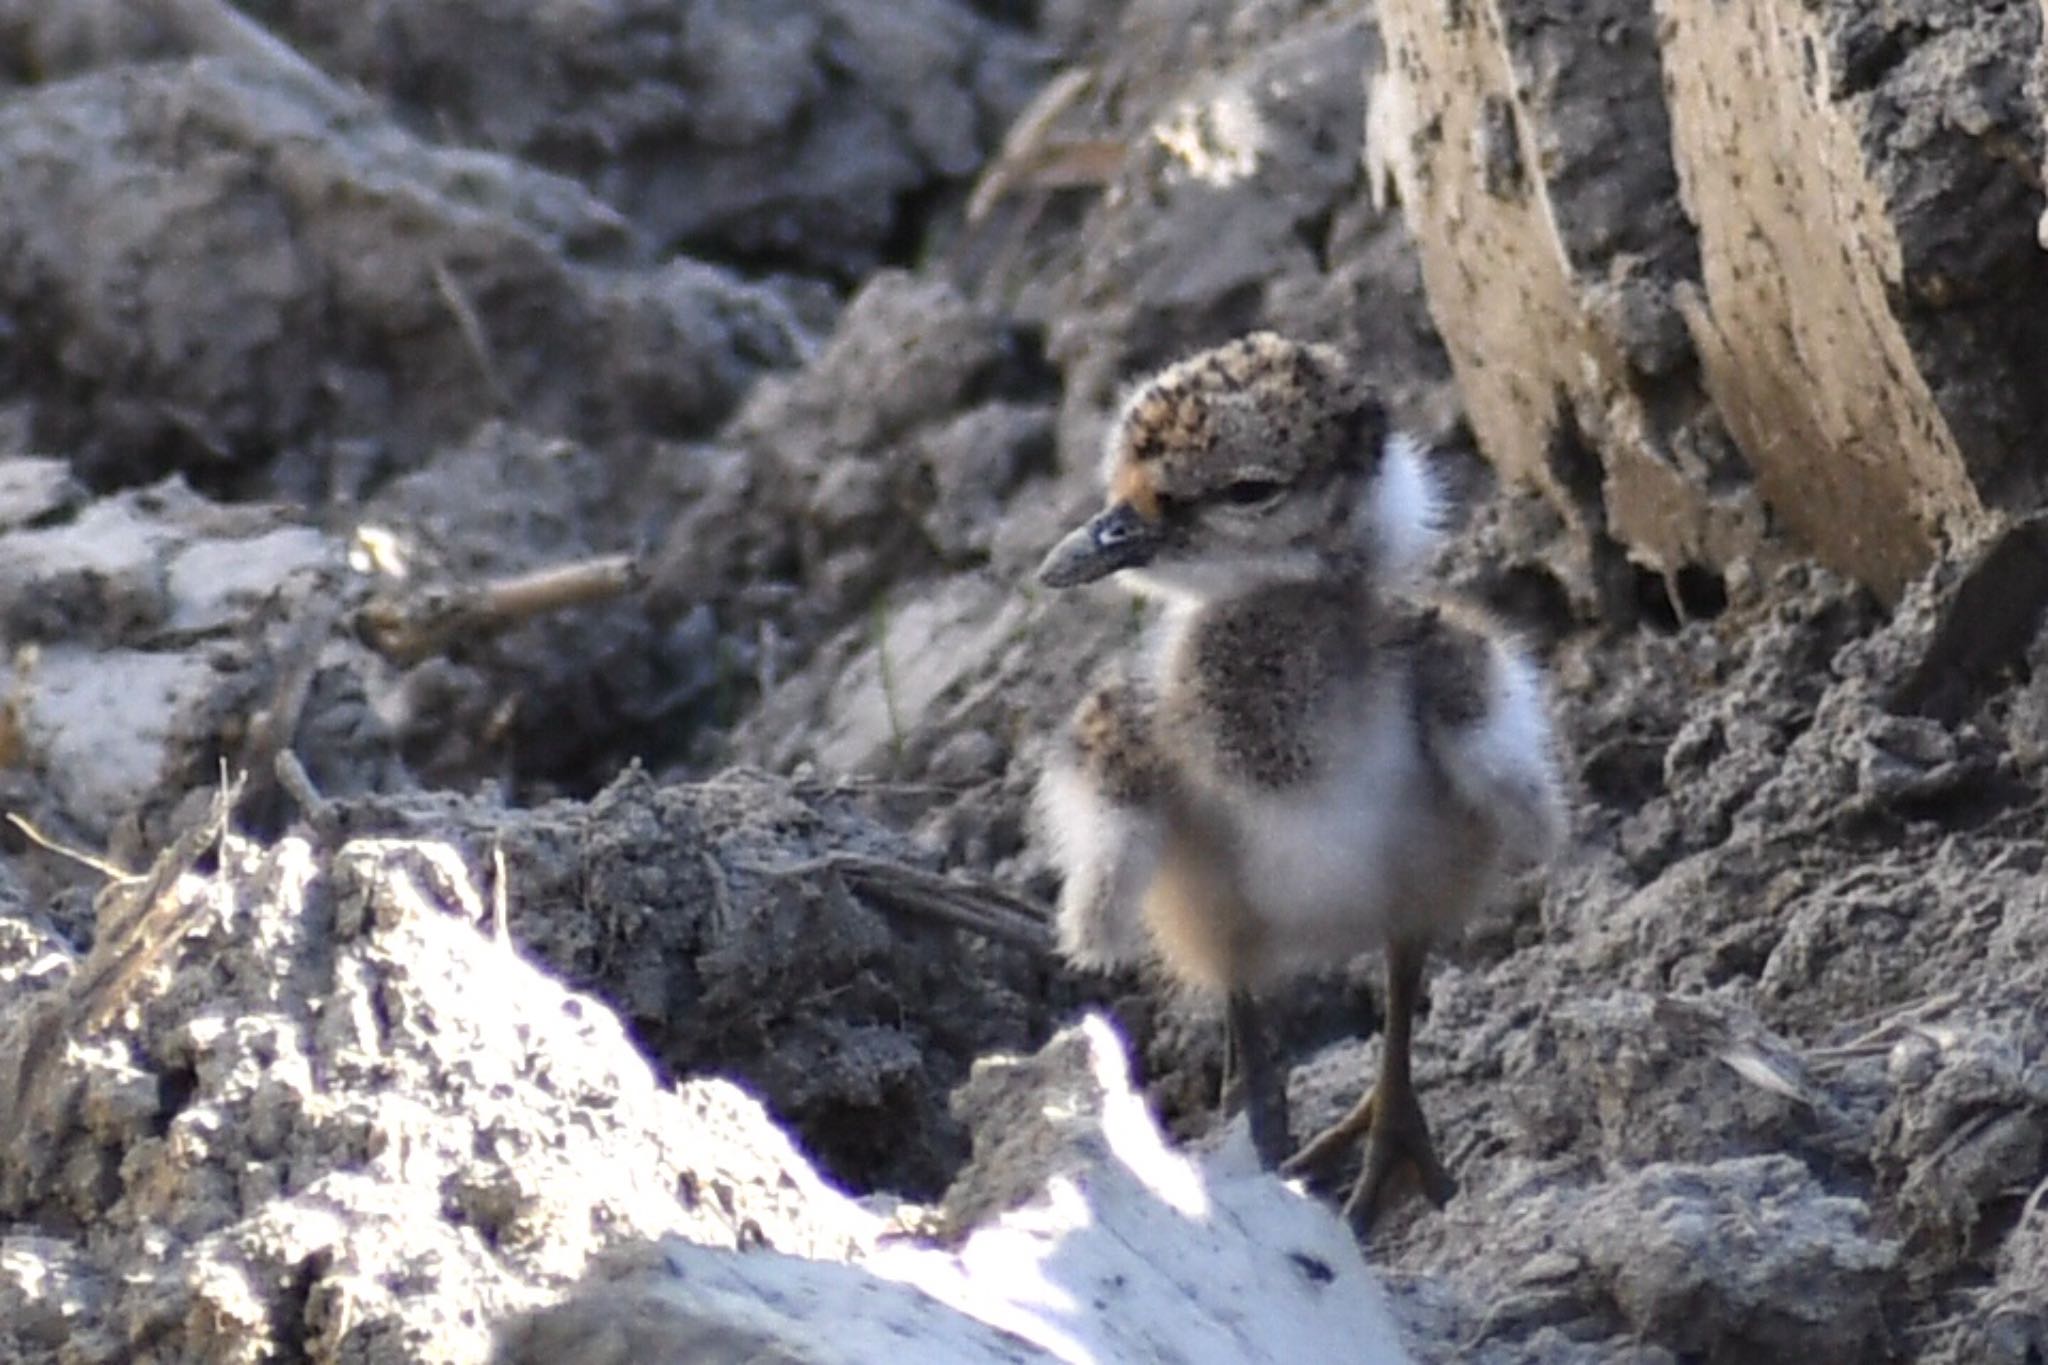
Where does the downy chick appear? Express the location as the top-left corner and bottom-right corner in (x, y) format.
(1034, 333), (1565, 1230)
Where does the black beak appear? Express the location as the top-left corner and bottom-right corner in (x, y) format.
(1036, 502), (1160, 588)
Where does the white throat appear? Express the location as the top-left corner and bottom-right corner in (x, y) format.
(1116, 550), (1323, 605)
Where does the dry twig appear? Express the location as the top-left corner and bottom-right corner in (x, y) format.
(237, 597), (343, 795)
(273, 749), (332, 831)
(737, 852), (1052, 954)
(432, 258), (514, 411)
(357, 553), (643, 663)
(3, 776), (245, 1146)
(949, 66), (1124, 290)
(4, 813), (136, 884)
(964, 68), (1123, 223)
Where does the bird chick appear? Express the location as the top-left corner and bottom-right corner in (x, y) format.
(1034, 333), (1566, 1231)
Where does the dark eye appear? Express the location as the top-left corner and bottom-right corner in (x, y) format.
(1221, 479), (1285, 507)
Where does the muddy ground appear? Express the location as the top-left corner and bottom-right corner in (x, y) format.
(2, 0), (2047, 1361)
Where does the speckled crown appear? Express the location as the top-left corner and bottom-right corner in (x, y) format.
(1103, 333), (1381, 512)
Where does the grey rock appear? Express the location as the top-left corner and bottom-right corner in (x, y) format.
(499, 1016), (1413, 1365)
(649, 271), (1053, 664)
(1580, 1157), (1894, 1361)
(1384, 1156), (1894, 1364)
(0, 455), (81, 531)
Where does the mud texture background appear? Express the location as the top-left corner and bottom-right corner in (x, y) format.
(4, 0), (2048, 1361)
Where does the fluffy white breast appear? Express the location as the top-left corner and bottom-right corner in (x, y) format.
(1217, 681), (1427, 963)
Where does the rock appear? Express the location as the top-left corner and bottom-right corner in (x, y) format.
(1385, 1156), (1895, 1364)
(1890, 514), (2048, 724)
(0, 432), (760, 844)
(0, 479), (314, 646)
(648, 271), (1056, 680)
(353, 421), (720, 788)
(1579, 1157), (1895, 1361)
(728, 273), (1048, 555)
(494, 1239), (1042, 1365)
(0, 455), (81, 530)
(0, 863), (65, 1021)
(16, 646), (231, 847)
(733, 573), (1035, 776)
(0, 478), (381, 848)
(1876, 1009), (2048, 1265)
(1508, 990), (1861, 1174)
(917, 402), (1056, 564)
(1968, 1205), (2048, 1364)
(1014, 0), (1459, 467)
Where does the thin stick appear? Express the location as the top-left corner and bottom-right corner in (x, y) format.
(1805, 989), (1967, 1066)
(273, 749), (331, 827)
(358, 553), (642, 663)
(478, 555), (640, 622)
(1, 778), (244, 1150)
(965, 67), (1118, 223)
(5, 813), (135, 883)
(432, 258), (513, 412)
(736, 852), (1051, 953)
(238, 597), (343, 795)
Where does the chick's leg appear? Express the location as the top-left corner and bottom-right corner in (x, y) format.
(1225, 989), (1291, 1169)
(1283, 935), (1455, 1232)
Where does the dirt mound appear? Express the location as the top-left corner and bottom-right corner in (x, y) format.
(0, 58), (811, 494)
(5, 0), (2048, 1359)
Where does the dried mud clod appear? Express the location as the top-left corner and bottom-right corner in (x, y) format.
(0, 821), (884, 1362)
(0, 771), (1063, 1361)
(314, 767), (1054, 1200)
